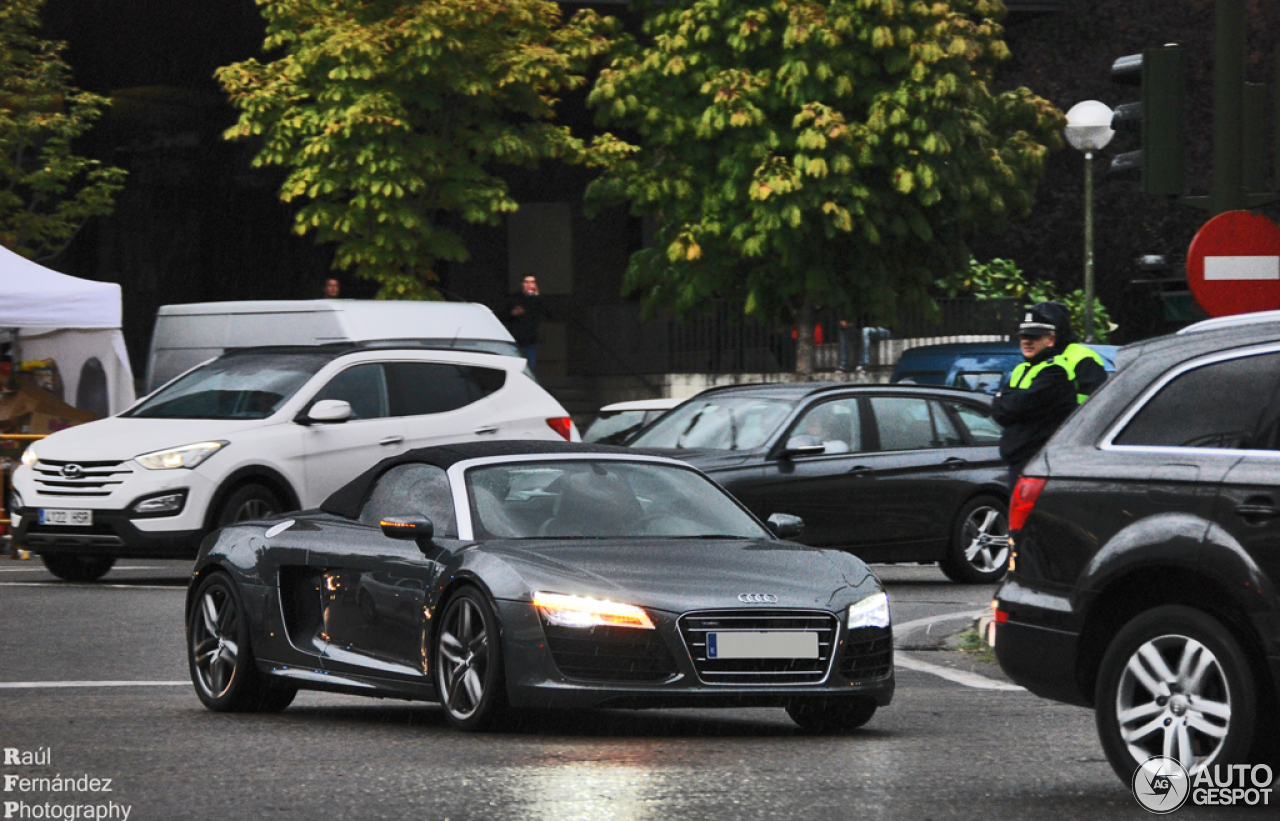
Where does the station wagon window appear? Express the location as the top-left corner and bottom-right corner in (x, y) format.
(311, 364), (389, 420)
(789, 399), (862, 454)
(948, 402), (1002, 445)
(870, 396), (956, 451)
(1113, 352), (1280, 450)
(628, 396), (795, 451)
(360, 463), (457, 537)
(385, 363), (506, 416)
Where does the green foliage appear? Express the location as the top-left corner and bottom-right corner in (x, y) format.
(938, 256), (1114, 342)
(217, 0), (617, 298)
(586, 0), (1064, 335)
(0, 0), (126, 260)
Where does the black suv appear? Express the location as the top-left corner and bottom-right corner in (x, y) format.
(994, 313), (1280, 781)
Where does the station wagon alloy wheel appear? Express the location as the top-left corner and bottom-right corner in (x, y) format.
(1096, 606), (1257, 779)
(941, 496), (1009, 583)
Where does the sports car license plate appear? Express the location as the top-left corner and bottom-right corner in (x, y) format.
(39, 508), (93, 527)
(707, 631), (818, 659)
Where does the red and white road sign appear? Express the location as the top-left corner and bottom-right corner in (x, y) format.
(1187, 210), (1280, 317)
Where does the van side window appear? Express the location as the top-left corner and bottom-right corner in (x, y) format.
(385, 363), (507, 416)
(1114, 352), (1280, 449)
(311, 364), (389, 420)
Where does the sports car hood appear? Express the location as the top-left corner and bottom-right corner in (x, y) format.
(479, 538), (876, 614)
(28, 416), (268, 462)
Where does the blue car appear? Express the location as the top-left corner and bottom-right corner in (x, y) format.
(890, 342), (1119, 395)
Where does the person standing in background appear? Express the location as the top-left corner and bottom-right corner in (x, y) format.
(506, 275), (542, 368)
(322, 277), (341, 298)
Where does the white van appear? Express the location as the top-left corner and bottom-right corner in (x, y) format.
(145, 300), (520, 392)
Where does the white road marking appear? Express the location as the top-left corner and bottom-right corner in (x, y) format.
(1205, 255), (1280, 281)
(0, 680), (187, 689)
(896, 654), (1025, 692)
(893, 609), (987, 632)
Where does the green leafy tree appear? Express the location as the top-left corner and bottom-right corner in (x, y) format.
(217, 0), (616, 299)
(938, 256), (1114, 342)
(0, 0), (126, 260)
(587, 0), (1064, 372)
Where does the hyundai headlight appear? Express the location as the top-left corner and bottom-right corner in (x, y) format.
(532, 592), (655, 630)
(135, 441), (227, 470)
(847, 592), (890, 630)
(19, 446), (38, 468)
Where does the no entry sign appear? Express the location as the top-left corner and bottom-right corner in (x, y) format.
(1187, 211), (1280, 317)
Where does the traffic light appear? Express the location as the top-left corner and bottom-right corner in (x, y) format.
(1109, 45), (1186, 197)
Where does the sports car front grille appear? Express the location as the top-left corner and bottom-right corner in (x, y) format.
(678, 610), (838, 685)
(32, 460), (132, 497)
(839, 626), (893, 681)
(542, 623), (679, 682)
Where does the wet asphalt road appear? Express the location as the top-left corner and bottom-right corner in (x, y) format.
(0, 559), (1255, 820)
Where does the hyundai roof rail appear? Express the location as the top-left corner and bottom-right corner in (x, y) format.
(1176, 310), (1280, 335)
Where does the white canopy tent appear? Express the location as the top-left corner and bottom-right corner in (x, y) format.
(0, 245), (136, 415)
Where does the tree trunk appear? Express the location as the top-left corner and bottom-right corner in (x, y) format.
(794, 297), (814, 376)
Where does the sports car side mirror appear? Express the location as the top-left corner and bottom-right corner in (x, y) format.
(782, 435), (826, 457)
(298, 399), (351, 425)
(767, 513), (804, 539)
(380, 515), (434, 543)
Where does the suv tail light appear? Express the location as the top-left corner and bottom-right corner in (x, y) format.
(1009, 477), (1047, 531)
(546, 417), (574, 441)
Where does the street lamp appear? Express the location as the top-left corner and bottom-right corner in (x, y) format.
(1064, 101), (1115, 343)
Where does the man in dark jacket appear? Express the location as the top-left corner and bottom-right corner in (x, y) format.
(504, 275), (542, 367)
(992, 302), (1105, 483)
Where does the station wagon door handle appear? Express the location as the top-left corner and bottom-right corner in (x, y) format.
(474, 425), (499, 435)
(943, 457), (968, 469)
(1235, 503), (1280, 522)
(379, 436), (405, 446)
(847, 465), (873, 476)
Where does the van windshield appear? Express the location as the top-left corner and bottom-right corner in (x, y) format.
(126, 353), (330, 419)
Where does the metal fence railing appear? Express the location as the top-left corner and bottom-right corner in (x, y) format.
(567, 297), (1019, 377)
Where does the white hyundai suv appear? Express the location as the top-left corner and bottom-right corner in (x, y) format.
(10, 344), (577, 581)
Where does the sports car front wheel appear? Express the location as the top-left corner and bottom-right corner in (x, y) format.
(187, 572), (297, 713)
(434, 587), (508, 732)
(786, 697), (877, 733)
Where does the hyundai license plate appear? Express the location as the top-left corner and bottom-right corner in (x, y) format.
(707, 631), (818, 659)
(39, 508), (93, 527)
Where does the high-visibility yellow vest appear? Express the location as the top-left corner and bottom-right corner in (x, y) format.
(1009, 344), (1103, 404)
(1054, 343), (1105, 404)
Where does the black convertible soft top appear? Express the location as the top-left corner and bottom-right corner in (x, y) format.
(319, 440), (636, 520)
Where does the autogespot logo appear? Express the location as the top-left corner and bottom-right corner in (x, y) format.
(1132, 756), (1190, 814)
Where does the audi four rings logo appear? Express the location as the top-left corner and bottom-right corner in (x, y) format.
(738, 593), (778, 604)
(60, 464), (84, 480)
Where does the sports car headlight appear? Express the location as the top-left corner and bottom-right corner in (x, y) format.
(20, 445), (38, 468)
(532, 592), (655, 630)
(135, 441), (227, 470)
(847, 592), (890, 630)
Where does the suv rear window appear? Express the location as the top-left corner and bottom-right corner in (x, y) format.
(1113, 351), (1280, 449)
(385, 363), (506, 416)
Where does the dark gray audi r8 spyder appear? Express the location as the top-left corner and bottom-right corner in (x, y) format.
(185, 441), (894, 732)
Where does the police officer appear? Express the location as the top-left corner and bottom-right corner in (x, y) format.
(992, 302), (1106, 483)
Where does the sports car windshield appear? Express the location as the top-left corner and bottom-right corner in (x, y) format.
(466, 460), (771, 539)
(626, 396), (795, 450)
(126, 353), (330, 419)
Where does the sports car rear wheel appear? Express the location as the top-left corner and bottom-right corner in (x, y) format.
(188, 572), (297, 713)
(434, 587), (508, 732)
(786, 697), (877, 733)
